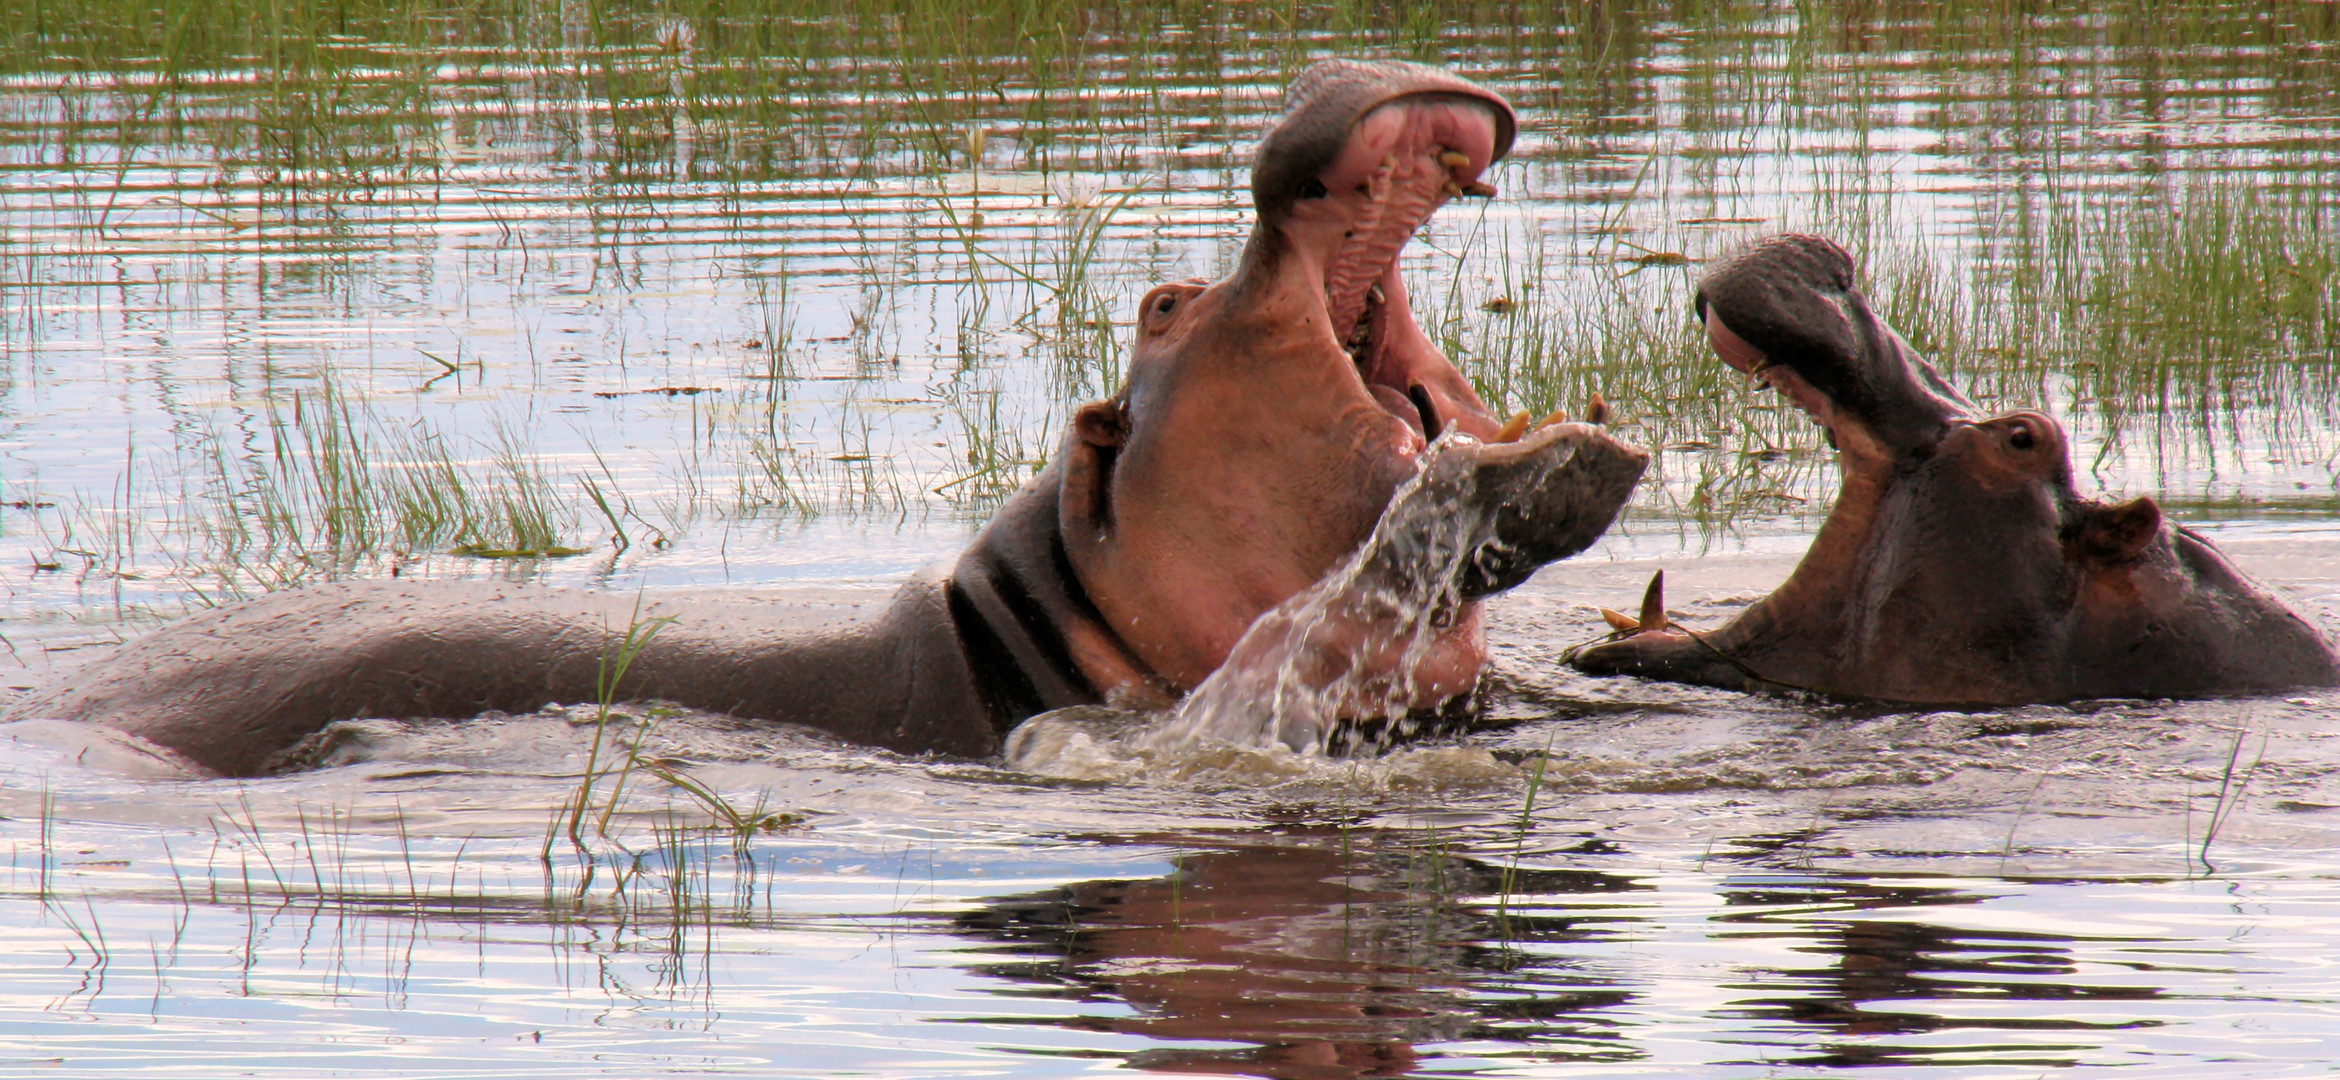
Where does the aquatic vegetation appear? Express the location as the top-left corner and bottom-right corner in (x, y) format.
(0, 0), (2334, 598)
(126, 384), (594, 601)
(558, 602), (677, 852)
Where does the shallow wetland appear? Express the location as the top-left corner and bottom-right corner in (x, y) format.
(3, 2), (2340, 1075)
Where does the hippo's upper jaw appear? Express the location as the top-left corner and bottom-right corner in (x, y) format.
(1574, 234), (2340, 704)
(1245, 57), (1517, 448)
(1695, 234), (1979, 472)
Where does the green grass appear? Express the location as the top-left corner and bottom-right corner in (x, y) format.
(70, 381), (603, 602)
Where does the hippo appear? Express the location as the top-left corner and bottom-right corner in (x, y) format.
(1573, 233), (2340, 703)
(17, 59), (1648, 776)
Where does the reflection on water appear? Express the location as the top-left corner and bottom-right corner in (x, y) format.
(953, 838), (2255, 1077)
(2, 3), (2340, 1076)
(955, 837), (1643, 1077)
(7, 774), (2340, 1079)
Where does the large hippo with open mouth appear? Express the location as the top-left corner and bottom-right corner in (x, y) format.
(18, 60), (1647, 776)
(1574, 233), (2339, 702)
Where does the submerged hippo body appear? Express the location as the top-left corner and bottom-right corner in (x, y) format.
(22, 60), (1646, 776)
(1574, 234), (2340, 703)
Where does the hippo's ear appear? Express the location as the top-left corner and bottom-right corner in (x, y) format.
(1060, 400), (1126, 533)
(2071, 496), (2162, 565)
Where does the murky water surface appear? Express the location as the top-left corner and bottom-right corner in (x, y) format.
(3, 3), (2340, 1076)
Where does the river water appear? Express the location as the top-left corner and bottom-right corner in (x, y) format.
(3, 3), (2339, 1076)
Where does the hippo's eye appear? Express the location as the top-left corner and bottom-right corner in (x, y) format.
(1139, 285), (1194, 334)
(2007, 423), (2036, 451)
(1297, 177), (1329, 200)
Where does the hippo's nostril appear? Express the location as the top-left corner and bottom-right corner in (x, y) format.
(1297, 177), (1329, 200)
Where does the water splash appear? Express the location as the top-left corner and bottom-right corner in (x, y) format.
(1147, 431), (1573, 755)
(995, 702), (1524, 791)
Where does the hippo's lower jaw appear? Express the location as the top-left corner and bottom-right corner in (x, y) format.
(1573, 234), (2340, 704)
(1166, 421), (1648, 753)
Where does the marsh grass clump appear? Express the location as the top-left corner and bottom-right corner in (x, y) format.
(2013, 182), (2337, 407)
(559, 607), (678, 852)
(1834, 177), (2340, 478)
(527, 605), (808, 860)
(124, 384), (599, 599)
(1419, 219), (1833, 530)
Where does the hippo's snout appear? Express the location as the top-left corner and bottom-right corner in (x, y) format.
(1456, 422), (1649, 598)
(1698, 234), (1974, 463)
(1366, 417), (1647, 601)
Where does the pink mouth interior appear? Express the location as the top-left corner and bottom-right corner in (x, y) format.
(1306, 96), (1502, 440)
(1707, 310), (1838, 428)
(1319, 98), (1498, 337)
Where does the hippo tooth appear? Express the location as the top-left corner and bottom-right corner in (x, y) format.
(1494, 410), (1530, 443)
(1461, 180), (1497, 197)
(1368, 283), (1385, 304)
(1600, 608), (1641, 633)
(1442, 180), (1464, 198)
(1636, 570), (1668, 634)
(1438, 150), (1471, 168)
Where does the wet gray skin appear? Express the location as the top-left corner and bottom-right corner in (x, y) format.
(1573, 234), (2340, 703)
(16, 59), (1646, 777)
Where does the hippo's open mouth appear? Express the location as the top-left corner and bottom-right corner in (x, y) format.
(1252, 60), (1517, 446)
(1695, 234), (1976, 467)
(1323, 97), (1501, 443)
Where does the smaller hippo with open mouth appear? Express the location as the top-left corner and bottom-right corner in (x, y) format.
(1575, 234), (2340, 704)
